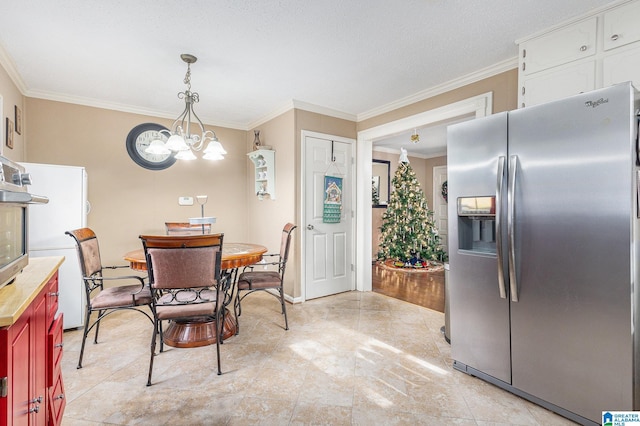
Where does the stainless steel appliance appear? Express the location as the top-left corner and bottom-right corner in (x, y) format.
(0, 157), (48, 290)
(447, 82), (640, 425)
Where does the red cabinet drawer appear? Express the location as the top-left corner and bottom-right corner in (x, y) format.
(46, 272), (59, 325)
(47, 313), (63, 387)
(48, 371), (65, 426)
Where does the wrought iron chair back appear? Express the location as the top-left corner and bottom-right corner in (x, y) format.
(234, 223), (296, 332)
(139, 233), (229, 386)
(65, 227), (153, 370)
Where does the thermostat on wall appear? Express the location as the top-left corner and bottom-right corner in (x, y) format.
(178, 196), (194, 206)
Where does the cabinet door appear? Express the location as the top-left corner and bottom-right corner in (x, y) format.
(521, 61), (595, 107)
(521, 18), (597, 75)
(6, 317), (30, 426)
(603, 44), (640, 88)
(603, 1), (640, 51)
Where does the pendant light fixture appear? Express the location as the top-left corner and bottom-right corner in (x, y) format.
(145, 54), (226, 161)
(410, 129), (420, 144)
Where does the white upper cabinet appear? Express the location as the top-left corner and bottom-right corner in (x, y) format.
(523, 61), (596, 106)
(518, 0), (640, 108)
(603, 1), (640, 50)
(520, 18), (597, 75)
(603, 44), (640, 87)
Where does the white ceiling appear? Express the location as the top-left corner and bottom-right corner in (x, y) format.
(0, 0), (614, 144)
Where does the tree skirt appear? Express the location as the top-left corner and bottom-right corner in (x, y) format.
(378, 259), (444, 273)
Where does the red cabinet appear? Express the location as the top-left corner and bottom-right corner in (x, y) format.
(0, 260), (65, 426)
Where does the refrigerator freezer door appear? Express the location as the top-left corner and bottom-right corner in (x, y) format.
(23, 163), (87, 250)
(508, 83), (636, 421)
(447, 112), (511, 384)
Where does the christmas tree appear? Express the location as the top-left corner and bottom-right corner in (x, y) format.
(377, 150), (447, 266)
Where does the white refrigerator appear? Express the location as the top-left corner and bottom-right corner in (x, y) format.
(20, 162), (88, 329)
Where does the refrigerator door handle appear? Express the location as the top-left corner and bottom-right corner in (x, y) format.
(496, 156), (507, 299)
(508, 155), (519, 302)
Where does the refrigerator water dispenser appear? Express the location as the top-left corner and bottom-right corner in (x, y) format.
(457, 196), (496, 254)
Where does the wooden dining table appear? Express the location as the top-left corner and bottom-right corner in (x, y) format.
(123, 242), (267, 348)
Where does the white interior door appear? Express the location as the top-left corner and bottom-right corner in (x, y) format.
(432, 165), (448, 253)
(304, 134), (354, 299)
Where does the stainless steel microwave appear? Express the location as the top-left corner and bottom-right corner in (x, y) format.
(0, 157), (48, 290)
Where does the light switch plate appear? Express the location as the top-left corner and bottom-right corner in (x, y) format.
(178, 196), (194, 206)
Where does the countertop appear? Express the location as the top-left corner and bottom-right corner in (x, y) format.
(0, 256), (65, 327)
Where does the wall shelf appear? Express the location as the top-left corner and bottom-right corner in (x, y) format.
(247, 149), (275, 200)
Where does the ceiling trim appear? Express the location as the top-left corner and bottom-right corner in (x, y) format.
(356, 56), (516, 122)
(247, 99), (357, 130)
(373, 146), (446, 160)
(0, 43), (27, 94)
(24, 88), (249, 130)
(359, 91), (493, 142)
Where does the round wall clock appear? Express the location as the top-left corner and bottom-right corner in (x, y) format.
(125, 123), (176, 170)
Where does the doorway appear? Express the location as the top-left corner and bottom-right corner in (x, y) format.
(356, 92), (493, 293)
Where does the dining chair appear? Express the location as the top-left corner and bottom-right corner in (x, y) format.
(234, 223), (296, 332)
(139, 233), (231, 386)
(65, 228), (153, 369)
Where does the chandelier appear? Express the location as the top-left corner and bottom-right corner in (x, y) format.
(146, 54), (226, 161)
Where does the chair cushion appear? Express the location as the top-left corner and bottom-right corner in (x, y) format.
(91, 285), (152, 309)
(237, 271), (281, 290)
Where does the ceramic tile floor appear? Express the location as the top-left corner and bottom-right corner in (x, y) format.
(60, 291), (576, 425)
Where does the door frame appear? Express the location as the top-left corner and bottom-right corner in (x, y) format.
(300, 130), (356, 302)
(432, 165), (448, 254)
(356, 92), (493, 292)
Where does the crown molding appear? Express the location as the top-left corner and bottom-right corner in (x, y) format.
(248, 99), (357, 130)
(0, 43), (27, 94)
(291, 100), (357, 122)
(357, 56), (517, 122)
(25, 89), (248, 130)
(373, 146), (445, 160)
(246, 100), (295, 130)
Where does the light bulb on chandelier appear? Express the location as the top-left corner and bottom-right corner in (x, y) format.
(145, 54), (226, 161)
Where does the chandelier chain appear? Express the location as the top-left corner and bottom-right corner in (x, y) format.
(184, 63), (192, 90)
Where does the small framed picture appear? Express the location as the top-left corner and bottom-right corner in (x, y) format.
(6, 118), (13, 149)
(14, 106), (21, 135)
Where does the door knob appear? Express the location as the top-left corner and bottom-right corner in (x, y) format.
(307, 224), (314, 230)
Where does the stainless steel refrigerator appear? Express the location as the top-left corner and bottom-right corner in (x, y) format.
(19, 162), (89, 330)
(447, 82), (639, 425)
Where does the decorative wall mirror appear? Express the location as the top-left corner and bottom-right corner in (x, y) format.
(372, 159), (390, 208)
